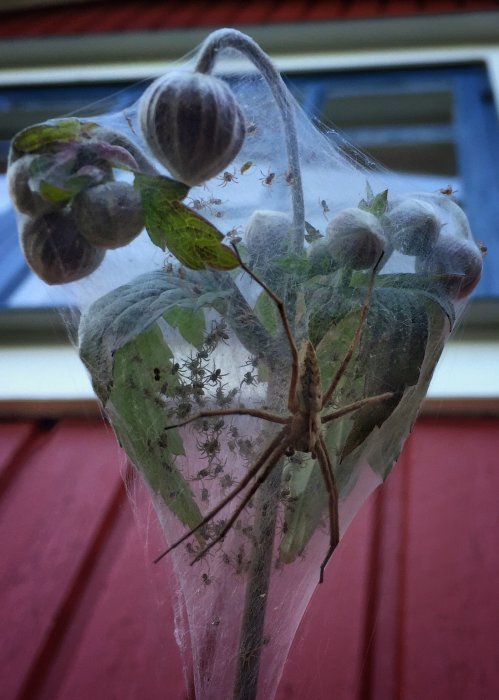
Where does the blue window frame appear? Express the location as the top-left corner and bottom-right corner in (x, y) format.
(287, 65), (499, 300)
(1, 64), (498, 308)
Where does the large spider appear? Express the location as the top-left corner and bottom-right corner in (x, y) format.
(155, 248), (393, 582)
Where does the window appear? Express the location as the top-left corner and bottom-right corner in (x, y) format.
(1, 64), (498, 308)
(287, 64), (499, 301)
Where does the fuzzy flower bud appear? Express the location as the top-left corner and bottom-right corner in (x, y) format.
(72, 181), (144, 249)
(20, 210), (105, 285)
(385, 198), (441, 256)
(245, 210), (291, 259)
(415, 236), (483, 300)
(139, 70), (245, 185)
(8, 155), (59, 217)
(325, 207), (385, 269)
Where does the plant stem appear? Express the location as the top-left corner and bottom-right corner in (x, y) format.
(196, 30), (305, 699)
(233, 464), (282, 700)
(195, 28), (305, 254)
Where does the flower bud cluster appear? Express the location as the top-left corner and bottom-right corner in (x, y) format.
(307, 194), (483, 300)
(9, 128), (145, 284)
(11, 67), (248, 285)
(389, 195), (482, 300)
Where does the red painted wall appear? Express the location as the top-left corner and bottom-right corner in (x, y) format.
(0, 0), (498, 39)
(1, 415), (498, 699)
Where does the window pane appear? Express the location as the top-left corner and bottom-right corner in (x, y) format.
(322, 90), (456, 176)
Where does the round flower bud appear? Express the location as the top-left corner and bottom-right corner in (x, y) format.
(72, 181), (144, 249)
(139, 70), (245, 185)
(385, 198), (441, 256)
(415, 236), (483, 300)
(20, 210), (105, 285)
(245, 210), (291, 259)
(8, 155), (58, 217)
(325, 208), (385, 270)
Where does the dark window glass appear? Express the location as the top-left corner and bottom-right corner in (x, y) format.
(1, 64), (498, 308)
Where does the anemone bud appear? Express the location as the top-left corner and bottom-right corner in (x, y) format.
(8, 155), (59, 218)
(72, 181), (144, 249)
(20, 209), (105, 285)
(415, 235), (483, 300)
(139, 70), (245, 186)
(385, 198), (441, 256)
(325, 207), (385, 270)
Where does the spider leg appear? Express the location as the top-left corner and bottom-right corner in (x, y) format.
(191, 437), (288, 563)
(315, 435), (339, 584)
(321, 261), (379, 409)
(231, 243), (300, 413)
(164, 407), (288, 432)
(321, 391), (395, 425)
(154, 428), (288, 563)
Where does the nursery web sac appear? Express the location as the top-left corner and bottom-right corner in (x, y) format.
(8, 27), (484, 700)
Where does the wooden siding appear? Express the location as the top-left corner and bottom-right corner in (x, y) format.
(1, 415), (498, 699)
(0, 0), (498, 38)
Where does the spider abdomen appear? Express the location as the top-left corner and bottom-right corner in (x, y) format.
(297, 340), (322, 413)
(293, 340), (323, 453)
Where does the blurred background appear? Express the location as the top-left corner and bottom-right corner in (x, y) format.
(1, 2), (498, 699)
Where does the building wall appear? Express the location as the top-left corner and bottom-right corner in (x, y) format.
(1, 415), (498, 699)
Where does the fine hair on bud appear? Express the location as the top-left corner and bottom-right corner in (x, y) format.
(325, 207), (385, 269)
(139, 70), (245, 185)
(385, 198), (441, 256)
(8, 155), (60, 218)
(245, 210), (291, 260)
(20, 209), (105, 285)
(416, 235), (483, 300)
(72, 181), (145, 249)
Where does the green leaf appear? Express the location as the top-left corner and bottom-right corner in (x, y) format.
(254, 291), (278, 335)
(39, 179), (73, 203)
(164, 307), (205, 349)
(279, 454), (328, 564)
(318, 281), (450, 476)
(108, 324), (204, 532)
(338, 286), (429, 459)
(63, 173), (102, 192)
(78, 269), (208, 403)
(273, 253), (310, 279)
(364, 297), (449, 479)
(304, 221), (323, 243)
(353, 271), (456, 328)
(134, 172), (189, 226)
(189, 289), (233, 309)
(28, 153), (60, 177)
(358, 188), (388, 217)
(371, 189), (388, 217)
(135, 172), (239, 271)
(161, 202), (239, 271)
(308, 284), (360, 348)
(77, 268), (213, 534)
(315, 302), (363, 390)
(13, 119), (98, 154)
